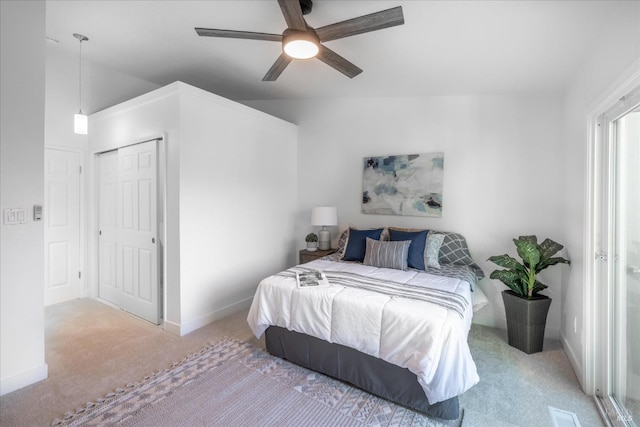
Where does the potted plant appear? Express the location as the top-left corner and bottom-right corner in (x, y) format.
(488, 235), (570, 354)
(305, 233), (318, 252)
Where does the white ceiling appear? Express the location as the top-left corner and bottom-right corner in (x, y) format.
(46, 0), (627, 101)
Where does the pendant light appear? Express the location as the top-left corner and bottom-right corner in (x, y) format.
(73, 33), (89, 135)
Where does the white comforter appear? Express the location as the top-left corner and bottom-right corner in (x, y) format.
(247, 259), (479, 404)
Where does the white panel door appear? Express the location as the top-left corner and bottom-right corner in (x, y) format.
(98, 150), (120, 305)
(98, 142), (160, 324)
(117, 141), (159, 324)
(44, 149), (81, 306)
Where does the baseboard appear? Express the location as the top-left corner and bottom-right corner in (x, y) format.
(175, 296), (254, 337)
(561, 333), (584, 390)
(546, 326), (560, 340)
(0, 363), (48, 396)
(472, 313), (506, 330)
(163, 319), (181, 336)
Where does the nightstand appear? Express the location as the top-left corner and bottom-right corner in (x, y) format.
(299, 248), (336, 264)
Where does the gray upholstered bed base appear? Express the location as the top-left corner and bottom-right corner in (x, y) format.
(264, 326), (460, 420)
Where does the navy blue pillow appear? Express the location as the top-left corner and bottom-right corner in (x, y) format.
(389, 229), (428, 270)
(343, 228), (384, 262)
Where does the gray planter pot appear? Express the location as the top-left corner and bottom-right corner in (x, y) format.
(502, 290), (551, 354)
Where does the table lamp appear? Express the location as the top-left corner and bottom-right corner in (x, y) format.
(311, 207), (337, 250)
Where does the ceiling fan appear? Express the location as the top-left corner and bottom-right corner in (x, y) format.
(195, 0), (404, 81)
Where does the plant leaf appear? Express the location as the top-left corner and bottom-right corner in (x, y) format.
(490, 269), (527, 297)
(488, 254), (525, 271)
(514, 238), (540, 269)
(539, 238), (563, 259)
(532, 280), (548, 296)
(519, 235), (538, 246)
(537, 256), (571, 272)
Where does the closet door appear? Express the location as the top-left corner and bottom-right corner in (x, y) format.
(98, 140), (159, 324)
(117, 141), (159, 324)
(98, 150), (120, 305)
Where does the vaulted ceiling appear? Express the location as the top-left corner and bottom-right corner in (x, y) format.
(46, 1), (629, 101)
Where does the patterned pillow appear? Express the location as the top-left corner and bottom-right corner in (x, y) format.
(363, 238), (411, 270)
(437, 232), (485, 279)
(336, 229), (349, 259)
(343, 228), (384, 262)
(426, 232), (445, 268)
(388, 229), (428, 270)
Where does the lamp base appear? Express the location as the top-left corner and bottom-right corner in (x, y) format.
(318, 229), (331, 250)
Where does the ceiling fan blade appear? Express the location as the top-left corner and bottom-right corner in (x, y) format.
(316, 46), (362, 79)
(262, 53), (293, 81)
(277, 0), (307, 31)
(315, 6), (404, 42)
(195, 28), (282, 42)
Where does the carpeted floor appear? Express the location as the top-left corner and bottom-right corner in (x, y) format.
(460, 324), (603, 426)
(0, 298), (604, 426)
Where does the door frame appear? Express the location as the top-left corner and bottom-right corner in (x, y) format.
(44, 146), (86, 303)
(88, 135), (167, 325)
(585, 65), (640, 426)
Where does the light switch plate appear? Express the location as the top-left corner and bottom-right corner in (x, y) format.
(3, 208), (27, 225)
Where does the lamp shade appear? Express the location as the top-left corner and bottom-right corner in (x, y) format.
(311, 207), (337, 226)
(312, 207), (337, 250)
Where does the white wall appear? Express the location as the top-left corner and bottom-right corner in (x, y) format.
(178, 86), (297, 334)
(246, 93), (568, 338)
(0, 0), (48, 395)
(561, 2), (640, 389)
(89, 82), (298, 336)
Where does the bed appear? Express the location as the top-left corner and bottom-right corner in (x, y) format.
(247, 228), (486, 420)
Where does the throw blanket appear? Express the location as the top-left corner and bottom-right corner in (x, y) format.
(247, 259), (479, 404)
(277, 267), (468, 318)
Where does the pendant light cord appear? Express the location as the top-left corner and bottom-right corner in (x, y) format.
(73, 33), (88, 114)
(78, 38), (83, 113)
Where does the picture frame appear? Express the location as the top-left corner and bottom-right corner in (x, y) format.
(362, 152), (444, 217)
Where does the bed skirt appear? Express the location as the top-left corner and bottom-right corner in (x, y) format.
(264, 326), (460, 420)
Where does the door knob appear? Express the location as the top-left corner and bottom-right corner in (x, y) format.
(152, 237), (155, 244)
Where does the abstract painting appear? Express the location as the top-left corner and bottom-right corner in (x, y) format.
(362, 153), (444, 217)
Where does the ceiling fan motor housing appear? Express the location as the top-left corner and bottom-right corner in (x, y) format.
(300, 0), (313, 15)
(282, 28), (319, 44)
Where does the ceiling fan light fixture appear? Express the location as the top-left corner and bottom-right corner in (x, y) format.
(283, 29), (319, 59)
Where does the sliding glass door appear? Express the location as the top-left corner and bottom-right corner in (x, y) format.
(611, 106), (639, 425)
(597, 95), (639, 427)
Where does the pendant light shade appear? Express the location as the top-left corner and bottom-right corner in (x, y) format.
(73, 33), (89, 135)
(74, 112), (88, 134)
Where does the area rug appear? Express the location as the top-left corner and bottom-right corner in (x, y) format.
(53, 338), (463, 427)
